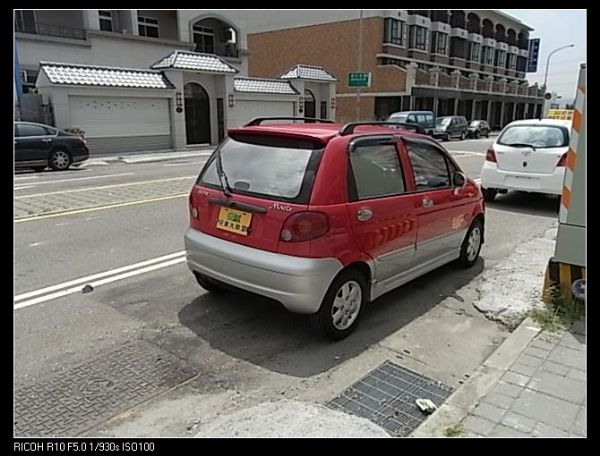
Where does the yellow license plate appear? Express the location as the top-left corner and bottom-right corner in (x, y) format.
(216, 207), (252, 236)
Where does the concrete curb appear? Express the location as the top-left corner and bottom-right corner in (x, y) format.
(80, 149), (214, 166)
(411, 317), (541, 437)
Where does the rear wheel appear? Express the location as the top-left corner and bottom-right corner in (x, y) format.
(482, 187), (497, 202)
(458, 219), (483, 268)
(194, 272), (228, 294)
(460, 131), (467, 140)
(310, 269), (366, 341)
(49, 149), (72, 171)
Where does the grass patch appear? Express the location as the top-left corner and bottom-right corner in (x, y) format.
(530, 283), (585, 332)
(444, 424), (464, 437)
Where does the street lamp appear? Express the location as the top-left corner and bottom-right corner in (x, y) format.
(540, 43), (575, 118)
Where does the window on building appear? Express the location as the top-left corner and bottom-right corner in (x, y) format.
(481, 46), (495, 65)
(348, 144), (406, 200)
(495, 50), (507, 68)
(193, 25), (215, 54)
(431, 32), (448, 55)
(138, 16), (159, 38)
(384, 18), (406, 46)
(99, 10), (113, 32)
(405, 141), (451, 190)
(15, 10), (36, 33)
(468, 42), (481, 62)
(507, 53), (517, 70)
(409, 25), (427, 51)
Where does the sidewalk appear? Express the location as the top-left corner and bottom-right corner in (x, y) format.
(78, 147), (214, 166)
(414, 318), (586, 438)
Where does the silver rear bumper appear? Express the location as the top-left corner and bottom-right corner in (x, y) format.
(184, 228), (343, 314)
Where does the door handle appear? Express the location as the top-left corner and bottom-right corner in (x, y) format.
(422, 198), (434, 208)
(41, 138), (52, 143)
(356, 208), (373, 222)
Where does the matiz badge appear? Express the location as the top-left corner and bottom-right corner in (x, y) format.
(271, 203), (293, 212)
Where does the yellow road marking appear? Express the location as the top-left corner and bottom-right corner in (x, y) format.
(15, 176), (195, 199)
(15, 193), (188, 223)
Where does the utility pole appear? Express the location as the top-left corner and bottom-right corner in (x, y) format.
(355, 9), (364, 121)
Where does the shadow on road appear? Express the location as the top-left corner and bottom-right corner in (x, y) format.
(486, 191), (560, 218)
(176, 258), (484, 378)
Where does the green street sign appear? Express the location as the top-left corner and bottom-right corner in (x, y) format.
(348, 72), (371, 88)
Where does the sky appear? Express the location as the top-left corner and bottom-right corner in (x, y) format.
(502, 9), (586, 104)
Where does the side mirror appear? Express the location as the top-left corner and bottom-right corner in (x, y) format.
(453, 171), (467, 188)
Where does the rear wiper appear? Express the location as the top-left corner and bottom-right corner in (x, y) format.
(504, 142), (536, 151)
(215, 147), (232, 197)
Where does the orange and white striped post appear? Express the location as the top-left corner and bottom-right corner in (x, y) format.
(559, 66), (585, 224)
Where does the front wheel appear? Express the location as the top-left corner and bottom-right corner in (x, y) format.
(49, 149), (72, 171)
(460, 131), (467, 140)
(458, 219), (483, 268)
(309, 270), (367, 341)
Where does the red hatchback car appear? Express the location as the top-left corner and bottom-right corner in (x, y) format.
(185, 118), (485, 340)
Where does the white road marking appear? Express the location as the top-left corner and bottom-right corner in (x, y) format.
(14, 251), (186, 303)
(17, 172), (135, 187)
(15, 175), (40, 181)
(449, 150), (486, 156)
(15, 186), (36, 190)
(29, 242), (43, 247)
(15, 257), (186, 310)
(163, 161), (205, 167)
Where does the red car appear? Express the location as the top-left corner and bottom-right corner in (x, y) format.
(185, 118), (485, 340)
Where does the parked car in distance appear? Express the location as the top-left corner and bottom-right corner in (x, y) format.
(387, 111), (436, 136)
(480, 119), (571, 202)
(185, 117), (485, 341)
(14, 121), (89, 171)
(467, 120), (491, 139)
(434, 116), (469, 141)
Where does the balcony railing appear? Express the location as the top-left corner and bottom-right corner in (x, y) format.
(194, 42), (239, 58)
(16, 21), (87, 40)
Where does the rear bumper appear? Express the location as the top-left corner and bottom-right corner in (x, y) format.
(480, 162), (565, 195)
(184, 228), (343, 314)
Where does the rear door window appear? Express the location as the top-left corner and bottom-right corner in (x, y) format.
(17, 124), (49, 137)
(348, 142), (405, 200)
(199, 135), (324, 203)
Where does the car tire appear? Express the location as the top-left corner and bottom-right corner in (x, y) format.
(458, 219), (483, 268)
(32, 166), (46, 172)
(194, 272), (228, 294)
(475, 131), (480, 139)
(445, 133), (451, 142)
(49, 149), (72, 171)
(309, 269), (367, 341)
(460, 131), (466, 140)
(482, 187), (498, 202)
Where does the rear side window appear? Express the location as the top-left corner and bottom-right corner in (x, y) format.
(198, 135), (323, 204)
(348, 143), (405, 200)
(405, 140), (451, 190)
(17, 124), (49, 137)
(498, 125), (569, 148)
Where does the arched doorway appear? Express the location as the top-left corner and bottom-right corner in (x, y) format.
(304, 89), (316, 119)
(184, 82), (210, 144)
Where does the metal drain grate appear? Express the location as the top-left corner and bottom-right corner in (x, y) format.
(327, 360), (454, 437)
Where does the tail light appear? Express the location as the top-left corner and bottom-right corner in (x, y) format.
(189, 193), (198, 219)
(556, 153), (568, 167)
(280, 212), (329, 242)
(485, 147), (497, 163)
(78, 136), (87, 147)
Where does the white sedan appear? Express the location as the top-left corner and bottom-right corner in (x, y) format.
(480, 119), (571, 201)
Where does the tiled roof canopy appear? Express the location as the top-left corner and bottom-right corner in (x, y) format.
(279, 64), (337, 81)
(39, 62), (174, 89)
(151, 50), (238, 73)
(234, 77), (299, 95)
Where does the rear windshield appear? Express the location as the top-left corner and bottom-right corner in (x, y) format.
(469, 121), (480, 127)
(437, 117), (451, 126)
(198, 135), (324, 204)
(498, 125), (569, 148)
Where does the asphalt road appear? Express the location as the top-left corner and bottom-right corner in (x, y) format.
(13, 137), (562, 437)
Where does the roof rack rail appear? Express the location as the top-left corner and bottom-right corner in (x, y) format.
(244, 117), (335, 126)
(339, 122), (426, 136)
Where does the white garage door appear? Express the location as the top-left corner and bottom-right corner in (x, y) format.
(68, 96), (172, 154)
(232, 100), (295, 128)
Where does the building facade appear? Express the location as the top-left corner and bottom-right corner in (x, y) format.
(14, 10), (336, 153)
(245, 10), (544, 128)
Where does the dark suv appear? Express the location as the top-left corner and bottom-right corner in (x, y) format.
(434, 116), (469, 141)
(14, 121), (89, 171)
(387, 111), (436, 136)
(467, 120), (491, 139)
